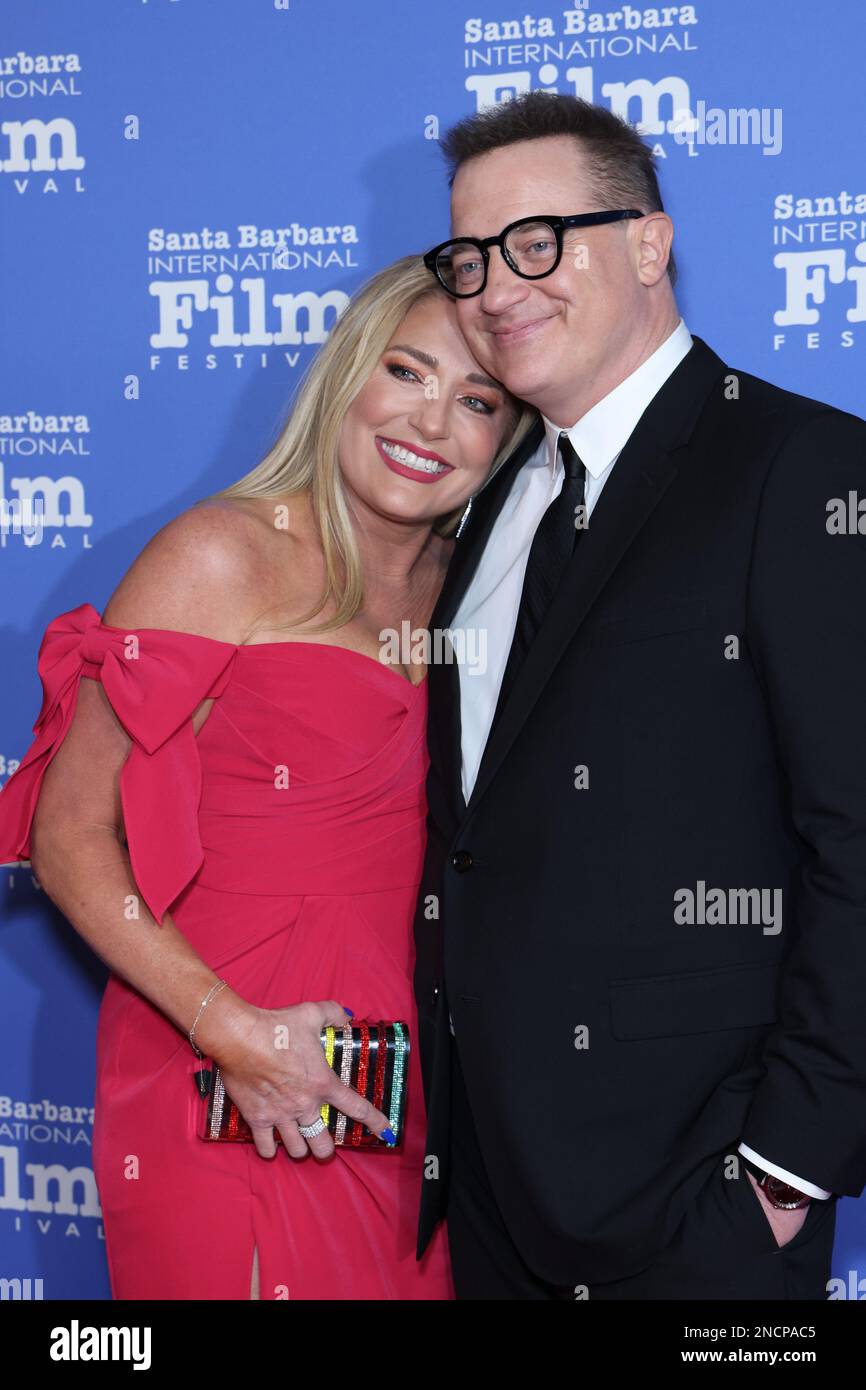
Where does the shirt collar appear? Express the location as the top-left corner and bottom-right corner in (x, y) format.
(541, 318), (694, 479)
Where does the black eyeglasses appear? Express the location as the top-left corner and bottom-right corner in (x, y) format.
(423, 211), (644, 298)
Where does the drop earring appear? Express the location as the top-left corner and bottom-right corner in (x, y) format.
(455, 496), (474, 539)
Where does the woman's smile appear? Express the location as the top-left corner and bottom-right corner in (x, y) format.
(375, 434), (456, 483)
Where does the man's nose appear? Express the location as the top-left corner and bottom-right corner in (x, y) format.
(479, 246), (531, 314)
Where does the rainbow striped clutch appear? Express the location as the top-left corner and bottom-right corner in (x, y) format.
(196, 1020), (409, 1149)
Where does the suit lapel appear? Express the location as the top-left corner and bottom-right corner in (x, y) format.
(464, 336), (729, 817)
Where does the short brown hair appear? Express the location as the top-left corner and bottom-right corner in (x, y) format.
(441, 91), (677, 286)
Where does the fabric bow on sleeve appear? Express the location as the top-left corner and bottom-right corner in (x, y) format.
(0, 602), (237, 924)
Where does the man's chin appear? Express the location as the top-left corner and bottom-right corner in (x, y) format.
(486, 358), (553, 406)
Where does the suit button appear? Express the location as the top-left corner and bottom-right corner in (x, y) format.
(451, 850), (473, 872)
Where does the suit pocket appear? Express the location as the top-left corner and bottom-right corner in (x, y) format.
(609, 960), (780, 1041)
(724, 1167), (782, 1253)
(586, 598), (707, 647)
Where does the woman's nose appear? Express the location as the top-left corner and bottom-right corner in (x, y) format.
(407, 388), (450, 439)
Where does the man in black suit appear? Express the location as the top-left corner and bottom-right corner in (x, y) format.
(413, 92), (866, 1299)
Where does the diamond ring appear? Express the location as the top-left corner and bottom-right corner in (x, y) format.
(298, 1116), (327, 1140)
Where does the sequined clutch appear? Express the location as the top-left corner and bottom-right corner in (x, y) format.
(196, 1020), (409, 1149)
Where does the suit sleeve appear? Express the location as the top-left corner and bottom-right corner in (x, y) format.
(741, 406), (866, 1197)
(738, 1143), (832, 1199)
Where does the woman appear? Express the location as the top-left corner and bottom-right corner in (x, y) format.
(0, 255), (535, 1300)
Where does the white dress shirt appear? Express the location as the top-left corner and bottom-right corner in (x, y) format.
(447, 317), (831, 1201)
(456, 319), (693, 801)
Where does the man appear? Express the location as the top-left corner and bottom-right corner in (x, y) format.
(412, 92), (866, 1300)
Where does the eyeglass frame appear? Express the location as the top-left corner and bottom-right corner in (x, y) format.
(423, 210), (645, 298)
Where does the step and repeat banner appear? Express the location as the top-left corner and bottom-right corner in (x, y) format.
(1, 0), (864, 1300)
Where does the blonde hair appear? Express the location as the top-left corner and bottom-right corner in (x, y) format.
(204, 254), (536, 633)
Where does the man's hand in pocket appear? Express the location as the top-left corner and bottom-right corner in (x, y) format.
(746, 1169), (811, 1248)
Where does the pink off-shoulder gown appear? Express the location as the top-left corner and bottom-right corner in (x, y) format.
(0, 603), (454, 1300)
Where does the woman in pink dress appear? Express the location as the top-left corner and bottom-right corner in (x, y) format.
(0, 256), (533, 1300)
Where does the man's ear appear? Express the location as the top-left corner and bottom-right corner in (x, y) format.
(634, 212), (674, 287)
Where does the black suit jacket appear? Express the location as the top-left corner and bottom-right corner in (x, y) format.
(412, 334), (866, 1286)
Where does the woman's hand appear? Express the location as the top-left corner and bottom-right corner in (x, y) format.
(206, 998), (396, 1160)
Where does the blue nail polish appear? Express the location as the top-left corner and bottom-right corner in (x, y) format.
(343, 1006), (354, 1017)
(382, 1128), (397, 1145)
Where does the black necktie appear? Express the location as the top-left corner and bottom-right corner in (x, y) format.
(491, 432), (586, 728)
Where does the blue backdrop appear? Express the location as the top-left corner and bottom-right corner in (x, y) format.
(1, 0), (864, 1300)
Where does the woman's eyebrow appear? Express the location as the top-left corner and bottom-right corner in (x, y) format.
(387, 344), (503, 394)
(466, 371), (504, 393)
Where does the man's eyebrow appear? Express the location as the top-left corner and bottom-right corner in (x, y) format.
(387, 344), (504, 394)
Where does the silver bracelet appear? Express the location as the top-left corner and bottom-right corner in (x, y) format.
(189, 978), (229, 1059)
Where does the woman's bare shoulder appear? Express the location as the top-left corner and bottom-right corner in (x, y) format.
(102, 498), (280, 643)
